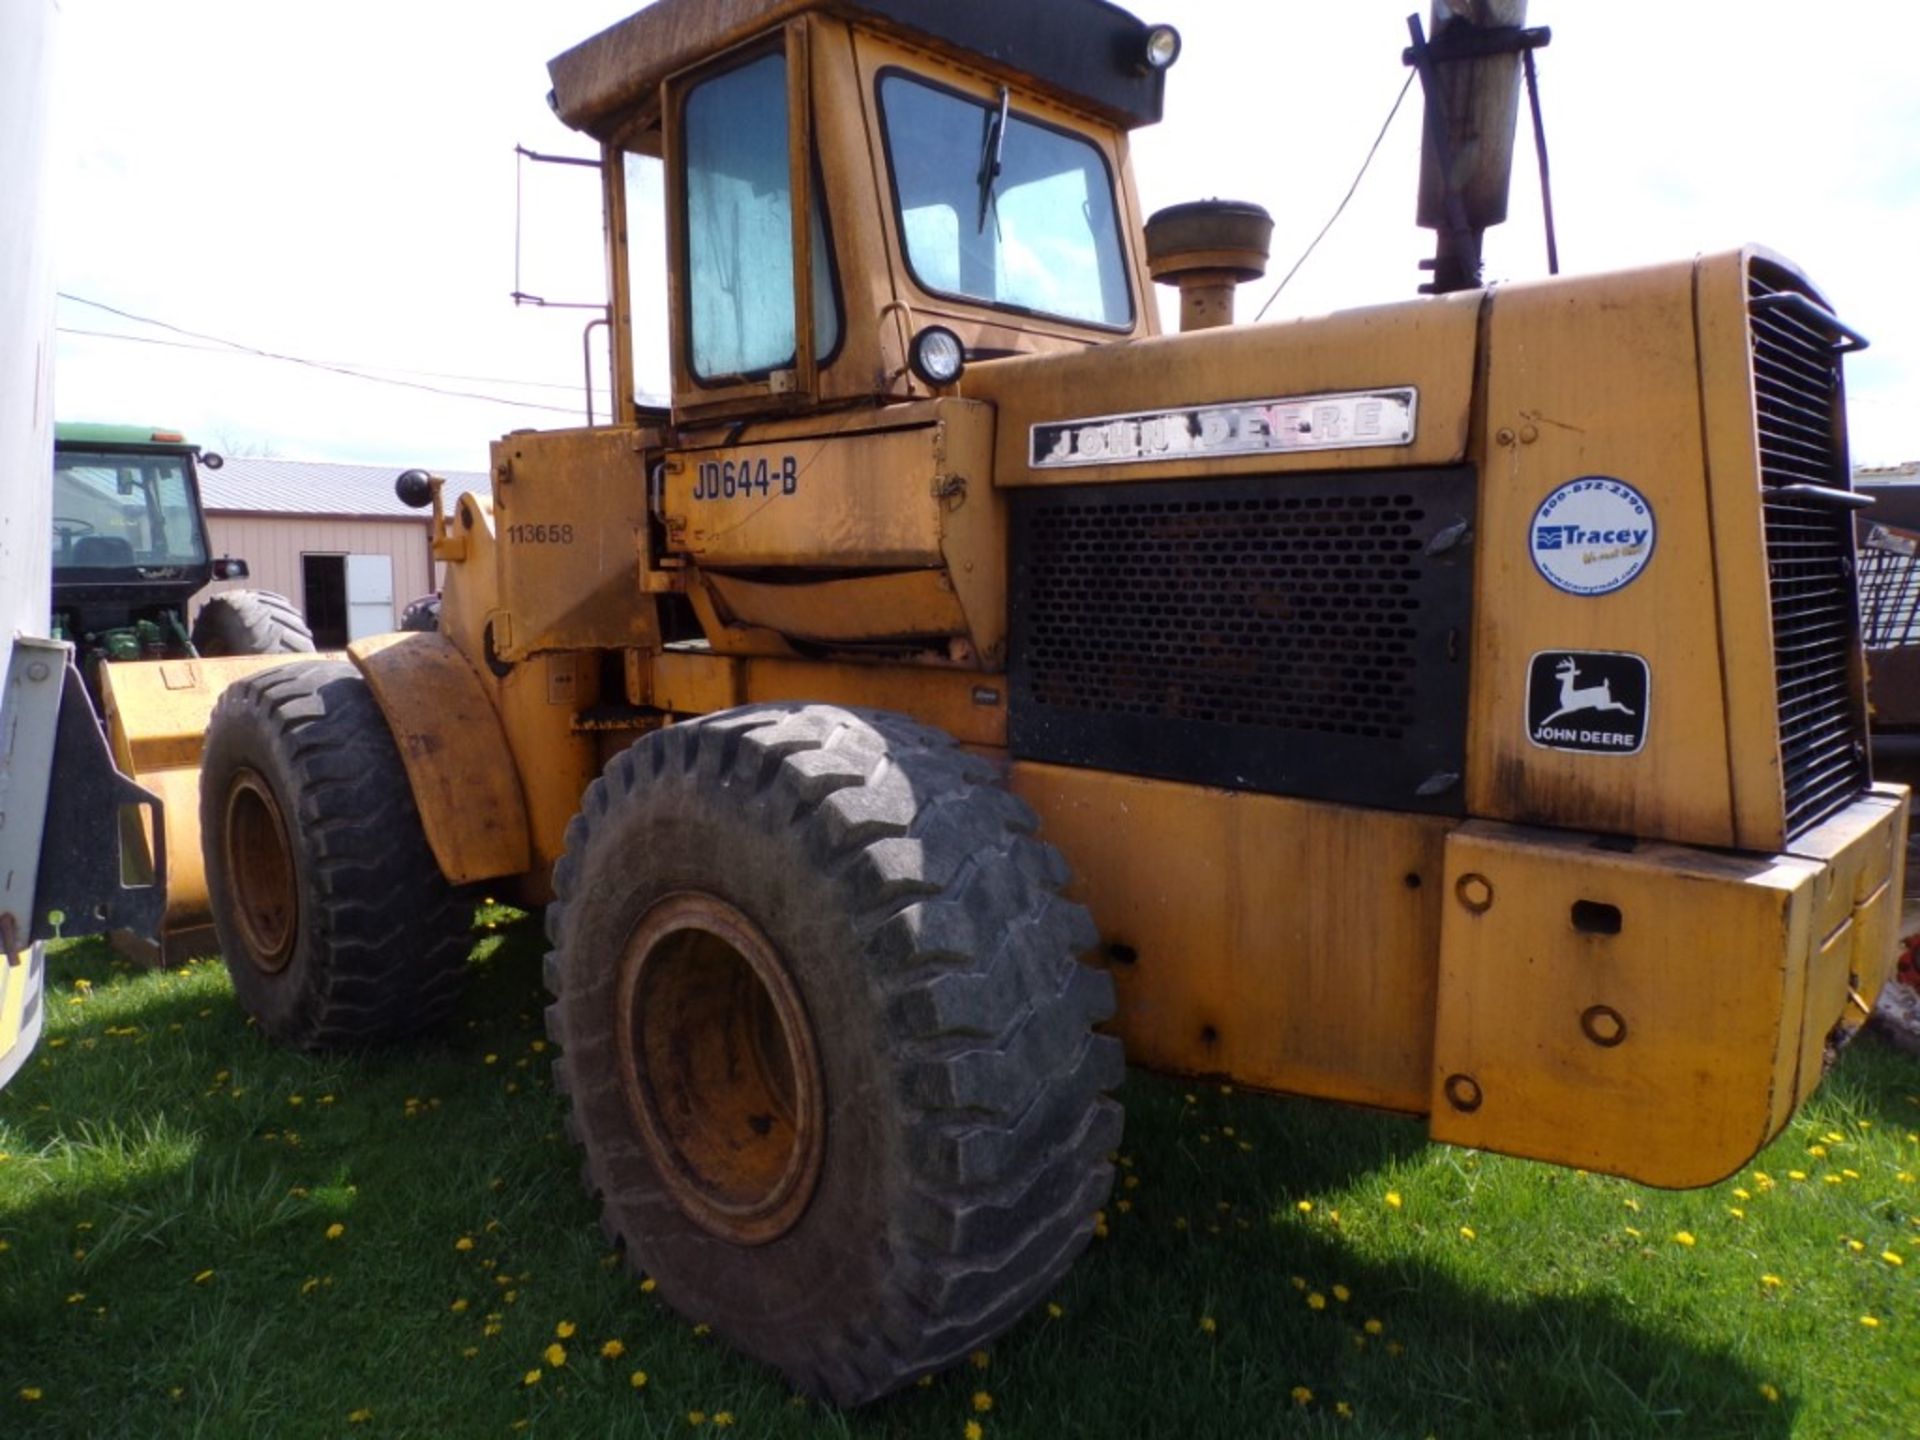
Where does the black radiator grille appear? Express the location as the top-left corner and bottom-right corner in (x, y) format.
(1749, 260), (1870, 836)
(1008, 468), (1476, 813)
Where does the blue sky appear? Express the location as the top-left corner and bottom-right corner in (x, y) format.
(50, 1), (1920, 470)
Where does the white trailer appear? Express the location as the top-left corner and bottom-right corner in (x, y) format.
(0, 0), (165, 1089)
(0, 0), (59, 1087)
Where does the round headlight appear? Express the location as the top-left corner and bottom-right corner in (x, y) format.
(1143, 24), (1182, 71)
(910, 326), (966, 387)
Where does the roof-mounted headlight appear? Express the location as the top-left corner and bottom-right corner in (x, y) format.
(910, 326), (966, 388)
(1143, 24), (1182, 72)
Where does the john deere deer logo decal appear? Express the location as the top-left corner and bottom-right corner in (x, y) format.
(1527, 651), (1650, 755)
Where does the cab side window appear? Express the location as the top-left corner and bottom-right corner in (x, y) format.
(683, 50), (839, 382)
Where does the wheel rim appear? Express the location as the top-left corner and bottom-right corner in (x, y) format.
(616, 893), (825, 1246)
(224, 768), (299, 973)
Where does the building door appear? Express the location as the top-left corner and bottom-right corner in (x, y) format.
(302, 554), (348, 648)
(345, 553), (394, 640)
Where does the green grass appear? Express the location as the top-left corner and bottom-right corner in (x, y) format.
(3, 918), (1917, 1439)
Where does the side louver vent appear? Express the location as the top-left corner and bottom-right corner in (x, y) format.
(1748, 258), (1870, 836)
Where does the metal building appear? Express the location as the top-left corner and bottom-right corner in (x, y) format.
(195, 457), (484, 647)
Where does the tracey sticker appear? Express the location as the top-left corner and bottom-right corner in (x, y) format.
(1527, 650), (1649, 755)
(1529, 477), (1655, 596)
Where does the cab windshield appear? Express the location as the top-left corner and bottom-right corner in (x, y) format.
(878, 72), (1133, 329)
(52, 449), (207, 573)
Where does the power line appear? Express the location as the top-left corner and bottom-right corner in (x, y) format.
(57, 293), (591, 417)
(56, 325), (587, 400)
(1255, 72), (1416, 322)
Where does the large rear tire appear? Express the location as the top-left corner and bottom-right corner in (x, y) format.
(200, 659), (474, 1048)
(545, 705), (1123, 1405)
(192, 590), (316, 657)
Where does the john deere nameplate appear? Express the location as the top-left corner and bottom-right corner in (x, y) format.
(1030, 388), (1417, 469)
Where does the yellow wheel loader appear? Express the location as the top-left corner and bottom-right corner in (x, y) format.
(113, 0), (1903, 1405)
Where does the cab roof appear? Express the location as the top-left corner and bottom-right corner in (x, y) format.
(54, 422), (194, 450)
(549, 0), (1167, 144)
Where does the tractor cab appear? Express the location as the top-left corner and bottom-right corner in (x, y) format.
(51, 425), (230, 663)
(547, 0), (1172, 425)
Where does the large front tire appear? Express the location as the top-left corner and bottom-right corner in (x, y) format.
(200, 659), (474, 1048)
(545, 706), (1122, 1405)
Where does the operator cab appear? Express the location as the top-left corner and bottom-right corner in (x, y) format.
(548, 0), (1176, 426)
(50, 425), (249, 668)
(53, 440), (210, 585)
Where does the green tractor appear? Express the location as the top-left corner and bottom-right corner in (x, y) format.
(51, 423), (314, 689)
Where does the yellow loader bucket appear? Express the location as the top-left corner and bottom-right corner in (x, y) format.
(99, 655), (332, 940)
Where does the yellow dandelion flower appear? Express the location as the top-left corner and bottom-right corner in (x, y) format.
(454, 1236), (474, 1252)
(1673, 1231), (1696, 1247)
(1332, 1284), (1351, 1303)
(1728, 1208), (1745, 1219)
(1824, 1131), (1846, 1144)
(1807, 1144), (1827, 1157)
(1848, 1239), (1866, 1253)
(20, 1387), (44, 1401)
(970, 1349), (990, 1369)
(1883, 1251), (1905, 1267)
(1291, 1276), (1307, 1291)
(713, 1415), (734, 1428)
(1291, 1385), (1313, 1406)
(630, 1370), (649, 1388)
(347, 1408), (372, 1424)
(1900, 1173), (1917, 1185)
(1364, 1319), (1384, 1336)
(1624, 1226), (1642, 1238)
(65, 1293), (84, 1305)
(522, 1369), (542, 1386)
(1788, 1171), (1807, 1182)
(1199, 1315), (1217, 1334)
(1458, 1226), (1476, 1241)
(451, 1298), (469, 1313)
(1297, 1200), (1313, 1214)
(1823, 1175), (1843, 1186)
(1759, 1383), (1780, 1404)
(601, 1339), (626, 1359)
(1860, 1315), (1880, 1329)
(301, 1277), (321, 1295)
(556, 1320), (576, 1339)
(325, 1223), (345, 1241)
(462, 1347), (478, 1359)
(965, 1424), (984, 1440)
(1622, 1197), (1641, 1213)
(1336, 1401), (1353, 1418)
(1761, 1274), (1783, 1287)
(688, 1411), (707, 1426)
(484, 1323), (503, 1337)
(1385, 1191), (1402, 1209)
(1843, 1169), (1861, 1180)
(640, 1275), (659, 1293)
(1094, 1221), (1110, 1239)
(1046, 1303), (1064, 1319)
(972, 1390), (994, 1414)
(1308, 1292), (1327, 1311)
(544, 1343), (567, 1368)
(193, 1270), (215, 1285)
(1733, 1187), (1751, 1200)
(692, 1323), (711, 1337)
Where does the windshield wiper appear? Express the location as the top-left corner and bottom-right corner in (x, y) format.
(976, 85), (1010, 234)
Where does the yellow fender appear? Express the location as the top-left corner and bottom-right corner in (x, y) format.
(102, 653), (328, 935)
(347, 632), (531, 885)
